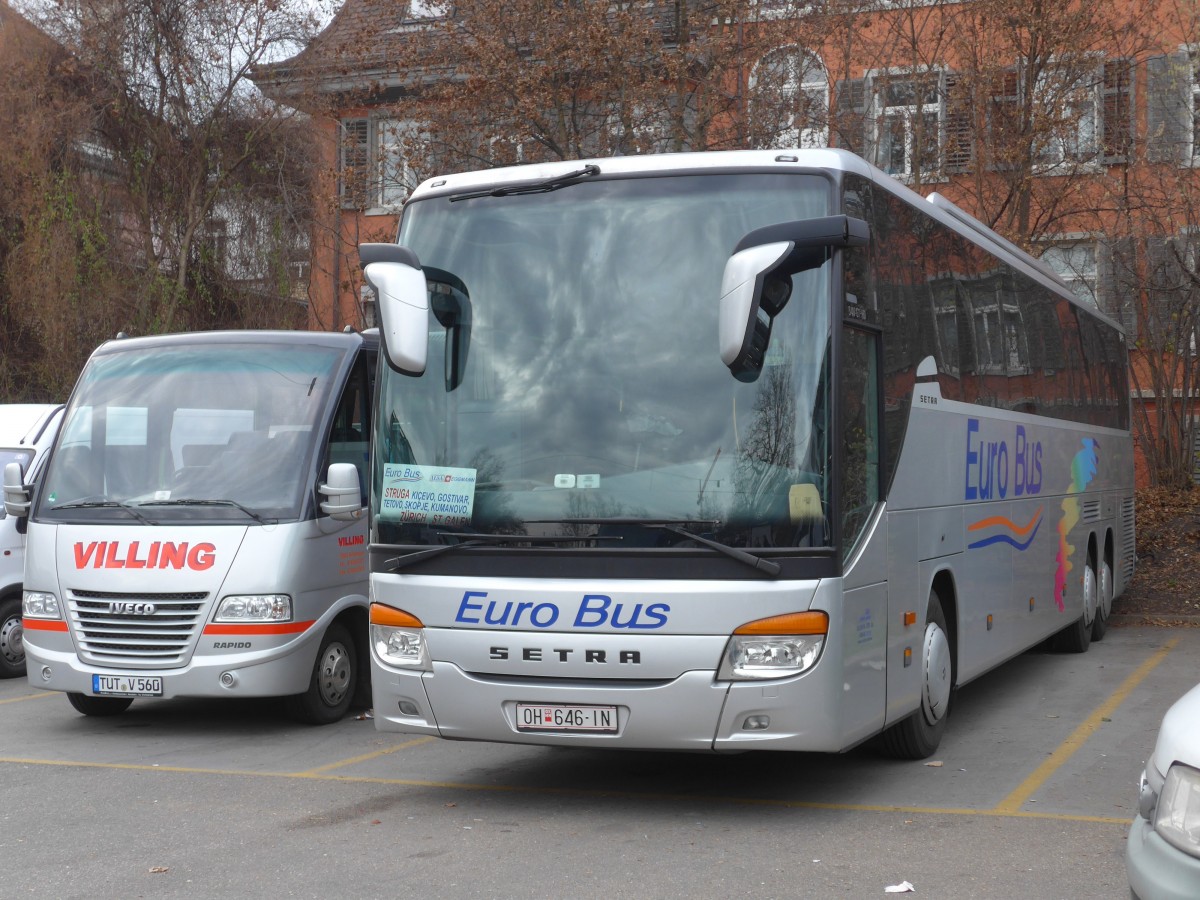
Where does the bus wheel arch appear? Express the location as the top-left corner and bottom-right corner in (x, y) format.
(880, 578), (955, 760)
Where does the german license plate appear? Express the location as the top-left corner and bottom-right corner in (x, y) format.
(92, 674), (163, 697)
(516, 703), (617, 733)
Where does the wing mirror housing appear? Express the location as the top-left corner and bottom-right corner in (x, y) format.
(360, 243), (429, 376)
(3, 461), (31, 518)
(720, 215), (869, 381)
(319, 462), (363, 520)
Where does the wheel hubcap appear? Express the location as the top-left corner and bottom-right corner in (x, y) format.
(1083, 562), (1097, 626)
(316, 642), (351, 707)
(922, 623), (952, 725)
(1099, 563), (1113, 620)
(0, 613), (23, 666)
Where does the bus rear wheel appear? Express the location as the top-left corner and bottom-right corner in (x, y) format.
(67, 693), (133, 716)
(285, 623), (356, 726)
(1052, 551), (1096, 654)
(1091, 556), (1113, 642)
(881, 592), (952, 760)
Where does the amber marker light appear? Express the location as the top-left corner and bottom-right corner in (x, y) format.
(369, 603), (423, 628)
(903, 611), (917, 627)
(720, 611), (829, 680)
(733, 611), (829, 636)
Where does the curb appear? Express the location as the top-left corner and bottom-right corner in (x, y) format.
(1110, 613), (1200, 627)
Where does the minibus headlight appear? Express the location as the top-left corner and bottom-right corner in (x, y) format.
(370, 603), (429, 670)
(1153, 763), (1200, 858)
(22, 591), (61, 619)
(718, 611), (828, 681)
(214, 594), (292, 622)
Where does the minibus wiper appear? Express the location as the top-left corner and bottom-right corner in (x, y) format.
(53, 499), (156, 526)
(527, 517), (782, 577)
(449, 165), (601, 202)
(138, 498), (269, 524)
(383, 531), (623, 572)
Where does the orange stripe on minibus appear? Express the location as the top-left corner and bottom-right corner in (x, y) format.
(22, 619), (68, 632)
(202, 620), (316, 635)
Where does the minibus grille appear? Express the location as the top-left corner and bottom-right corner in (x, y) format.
(66, 590), (209, 667)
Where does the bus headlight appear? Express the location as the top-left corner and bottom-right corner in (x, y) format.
(214, 595), (292, 622)
(370, 603), (430, 670)
(22, 591), (61, 619)
(1154, 763), (1200, 858)
(718, 611), (828, 681)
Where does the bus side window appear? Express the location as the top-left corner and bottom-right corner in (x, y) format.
(327, 357), (371, 506)
(841, 327), (880, 558)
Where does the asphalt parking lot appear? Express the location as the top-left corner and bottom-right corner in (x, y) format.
(2, 624), (1197, 899)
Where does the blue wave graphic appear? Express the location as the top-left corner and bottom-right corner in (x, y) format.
(968, 519), (1042, 551)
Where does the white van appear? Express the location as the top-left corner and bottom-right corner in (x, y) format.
(3, 330), (376, 723)
(0, 404), (64, 678)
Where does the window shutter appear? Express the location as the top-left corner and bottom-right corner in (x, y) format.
(1098, 238), (1137, 341)
(1101, 59), (1134, 163)
(834, 78), (870, 159)
(943, 72), (972, 174)
(339, 118), (369, 209)
(1146, 52), (1190, 164)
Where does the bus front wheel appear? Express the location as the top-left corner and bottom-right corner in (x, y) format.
(0, 595), (25, 678)
(285, 623), (357, 726)
(67, 693), (133, 716)
(881, 593), (952, 760)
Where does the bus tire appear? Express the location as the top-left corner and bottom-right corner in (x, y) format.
(881, 592), (952, 760)
(1092, 556), (1113, 642)
(0, 595), (25, 678)
(285, 623), (356, 726)
(67, 693), (133, 717)
(1052, 551), (1096, 654)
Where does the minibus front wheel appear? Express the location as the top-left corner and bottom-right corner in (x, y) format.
(285, 622), (357, 725)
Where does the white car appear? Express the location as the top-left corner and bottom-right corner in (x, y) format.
(0, 404), (64, 678)
(1128, 681), (1200, 899)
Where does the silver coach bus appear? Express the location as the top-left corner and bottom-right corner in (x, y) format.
(363, 150), (1133, 757)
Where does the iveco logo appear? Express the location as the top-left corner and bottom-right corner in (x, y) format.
(108, 601), (157, 616)
(489, 646), (641, 664)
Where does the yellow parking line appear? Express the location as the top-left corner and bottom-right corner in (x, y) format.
(0, 755), (1130, 824)
(295, 735), (435, 775)
(994, 636), (1179, 815)
(0, 692), (56, 705)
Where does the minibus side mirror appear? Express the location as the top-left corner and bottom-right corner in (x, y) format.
(3, 461), (31, 518)
(360, 243), (429, 376)
(720, 215), (869, 382)
(319, 463), (363, 520)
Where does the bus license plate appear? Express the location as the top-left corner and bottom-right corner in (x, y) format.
(516, 703), (618, 733)
(92, 674), (163, 697)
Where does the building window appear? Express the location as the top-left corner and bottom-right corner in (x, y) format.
(835, 70), (968, 177)
(1033, 63), (1100, 167)
(339, 117), (420, 210)
(1041, 242), (1099, 307)
(749, 48), (828, 149)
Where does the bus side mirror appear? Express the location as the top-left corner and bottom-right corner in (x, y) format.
(720, 215), (869, 382)
(319, 463), (362, 520)
(360, 243), (429, 376)
(3, 462), (31, 518)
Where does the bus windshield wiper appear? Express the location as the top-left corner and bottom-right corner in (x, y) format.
(526, 517), (782, 577)
(383, 531), (622, 572)
(449, 165), (600, 202)
(138, 498), (269, 524)
(53, 499), (156, 526)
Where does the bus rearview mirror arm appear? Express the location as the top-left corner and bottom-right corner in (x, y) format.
(719, 215), (869, 382)
(360, 243), (429, 376)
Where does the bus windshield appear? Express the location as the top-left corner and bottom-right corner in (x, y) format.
(374, 172), (834, 550)
(37, 342), (344, 522)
